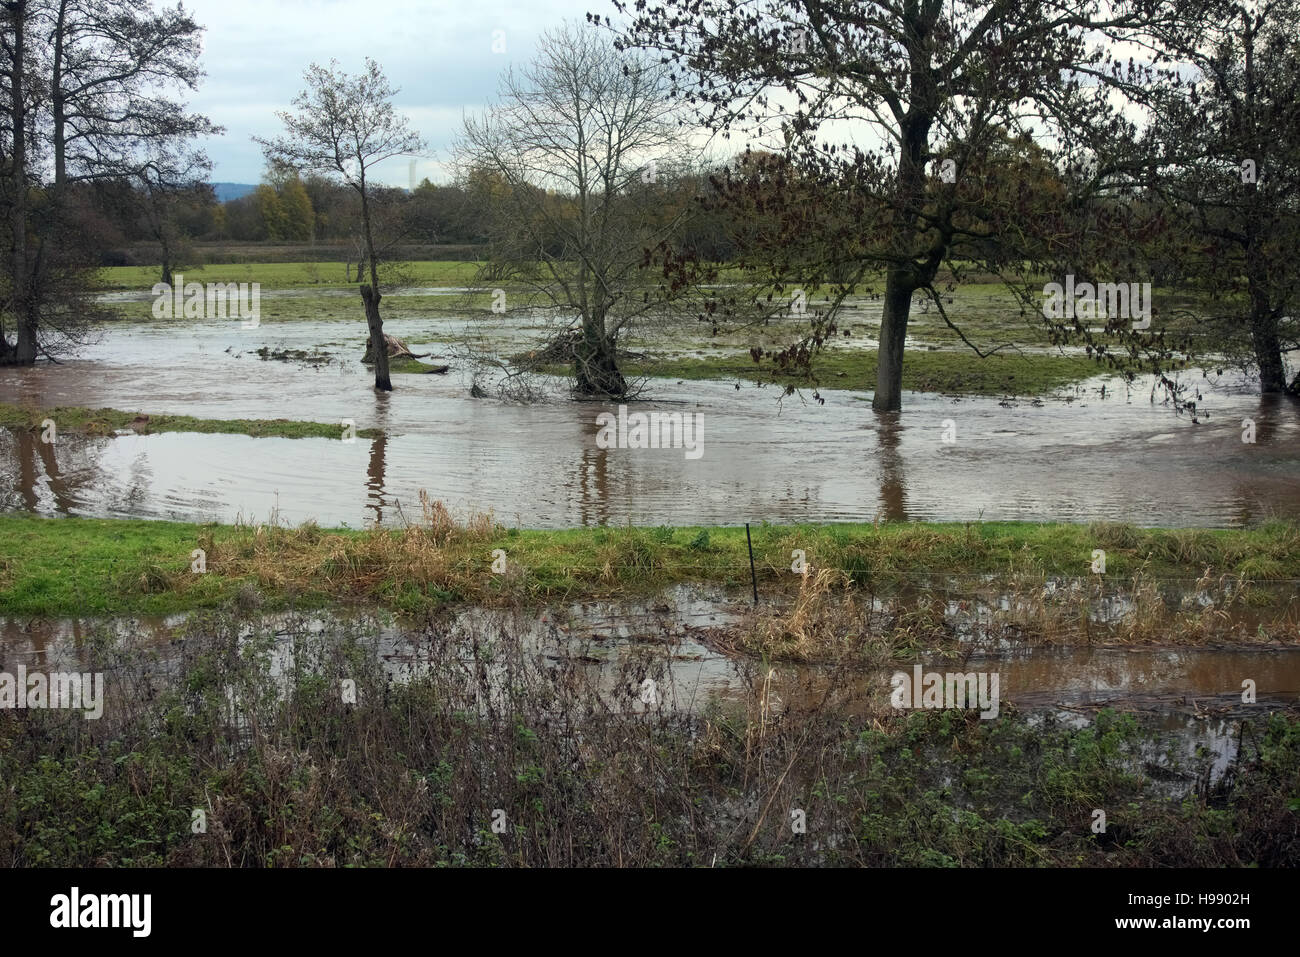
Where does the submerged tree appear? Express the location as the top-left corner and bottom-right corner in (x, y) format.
(607, 0), (1204, 411)
(1137, 0), (1300, 395)
(257, 59), (425, 392)
(136, 146), (215, 286)
(456, 23), (700, 398)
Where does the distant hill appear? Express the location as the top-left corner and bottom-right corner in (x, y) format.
(211, 182), (257, 203)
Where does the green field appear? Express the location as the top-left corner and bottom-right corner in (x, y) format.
(91, 260), (1226, 398)
(581, 346), (1107, 395)
(95, 260), (487, 290)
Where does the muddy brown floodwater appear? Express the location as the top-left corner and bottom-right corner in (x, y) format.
(6, 587), (1299, 714)
(4, 585), (1297, 788)
(1, 316), (1297, 527)
(2, 317), (1296, 813)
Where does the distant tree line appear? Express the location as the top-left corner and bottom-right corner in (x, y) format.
(83, 162), (749, 262)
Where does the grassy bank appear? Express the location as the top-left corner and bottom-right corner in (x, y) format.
(0, 403), (381, 440)
(617, 347), (1105, 395)
(1, 512), (1296, 618)
(2, 612), (1296, 867)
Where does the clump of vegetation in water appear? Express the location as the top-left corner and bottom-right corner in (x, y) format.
(0, 402), (381, 440)
(253, 345), (333, 367)
(725, 563), (1299, 663)
(386, 356), (447, 374)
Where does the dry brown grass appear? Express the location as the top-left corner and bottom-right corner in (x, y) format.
(721, 566), (1300, 663)
(984, 568), (1297, 647)
(737, 568), (955, 664)
(192, 497), (504, 606)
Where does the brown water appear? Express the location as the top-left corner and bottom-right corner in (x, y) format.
(5, 585), (1295, 787)
(6, 587), (1297, 713)
(1, 316), (1298, 527)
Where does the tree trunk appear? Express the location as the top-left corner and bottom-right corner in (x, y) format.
(361, 284), (392, 391)
(160, 232), (174, 286)
(574, 320), (626, 397)
(357, 176), (392, 391)
(871, 111), (929, 411)
(1247, 277), (1288, 393)
(16, 302), (39, 363)
(873, 270), (915, 412)
(1250, 312), (1288, 394)
(5, 1), (35, 366)
(52, 0), (68, 187)
(869, 13), (936, 412)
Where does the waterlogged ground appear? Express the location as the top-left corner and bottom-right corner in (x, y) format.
(0, 311), (1297, 527)
(3, 289), (1297, 868)
(5, 582), (1297, 792)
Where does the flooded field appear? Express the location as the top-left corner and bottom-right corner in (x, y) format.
(6, 0), (1300, 883)
(2, 309), (1298, 870)
(8, 591), (1298, 709)
(6, 578), (1298, 796)
(1, 314), (1297, 528)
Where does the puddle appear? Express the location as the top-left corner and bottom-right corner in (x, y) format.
(5, 583), (1297, 789)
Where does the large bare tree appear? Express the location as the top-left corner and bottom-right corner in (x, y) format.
(456, 24), (699, 397)
(1, 0), (32, 365)
(257, 58), (425, 392)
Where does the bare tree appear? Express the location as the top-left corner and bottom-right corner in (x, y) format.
(455, 24), (700, 398)
(257, 59), (426, 392)
(1, 0), (34, 364)
(46, 0), (214, 190)
(137, 146), (213, 286)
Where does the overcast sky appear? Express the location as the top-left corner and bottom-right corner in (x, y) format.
(179, 1), (1163, 189)
(182, 0), (612, 185)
